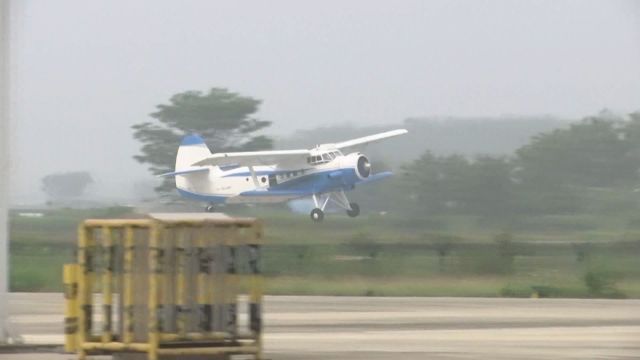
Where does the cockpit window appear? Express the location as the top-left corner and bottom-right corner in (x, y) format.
(308, 151), (341, 165)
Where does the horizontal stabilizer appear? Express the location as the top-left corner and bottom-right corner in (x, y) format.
(159, 167), (210, 177)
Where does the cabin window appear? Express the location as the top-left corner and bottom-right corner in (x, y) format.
(268, 174), (277, 187)
(322, 153), (331, 161)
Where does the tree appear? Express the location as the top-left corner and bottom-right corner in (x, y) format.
(460, 155), (516, 215)
(401, 152), (469, 214)
(509, 113), (640, 214)
(132, 88), (273, 194)
(515, 116), (636, 188)
(619, 111), (640, 169)
(42, 171), (93, 201)
(402, 152), (516, 216)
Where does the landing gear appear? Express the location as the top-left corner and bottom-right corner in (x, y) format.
(205, 204), (216, 213)
(309, 191), (360, 221)
(310, 208), (324, 222)
(346, 202), (360, 217)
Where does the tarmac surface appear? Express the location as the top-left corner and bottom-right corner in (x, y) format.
(2, 293), (640, 359)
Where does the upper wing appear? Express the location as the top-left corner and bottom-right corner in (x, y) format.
(332, 129), (408, 150)
(190, 128), (407, 167)
(192, 149), (311, 167)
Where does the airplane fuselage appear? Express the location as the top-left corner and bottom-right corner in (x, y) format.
(176, 151), (378, 204)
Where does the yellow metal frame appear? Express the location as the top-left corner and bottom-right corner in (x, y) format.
(63, 263), (79, 353)
(64, 216), (263, 360)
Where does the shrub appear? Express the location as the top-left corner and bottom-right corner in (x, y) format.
(500, 283), (531, 297)
(530, 285), (561, 298)
(583, 269), (626, 298)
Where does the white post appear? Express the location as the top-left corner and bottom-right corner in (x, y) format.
(0, 0), (10, 344)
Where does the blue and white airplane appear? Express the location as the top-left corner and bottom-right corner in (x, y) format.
(162, 129), (408, 221)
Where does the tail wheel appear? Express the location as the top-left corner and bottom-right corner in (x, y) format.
(310, 208), (324, 222)
(346, 202), (360, 218)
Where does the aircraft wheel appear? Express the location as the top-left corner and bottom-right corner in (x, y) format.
(346, 202), (360, 217)
(310, 208), (324, 222)
(205, 204), (216, 213)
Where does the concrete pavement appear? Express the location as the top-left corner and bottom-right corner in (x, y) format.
(2, 293), (639, 359)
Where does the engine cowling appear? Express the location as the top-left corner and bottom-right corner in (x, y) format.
(355, 154), (371, 179)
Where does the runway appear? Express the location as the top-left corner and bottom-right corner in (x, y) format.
(3, 293), (640, 359)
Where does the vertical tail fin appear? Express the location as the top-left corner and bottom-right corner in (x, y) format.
(176, 134), (212, 171)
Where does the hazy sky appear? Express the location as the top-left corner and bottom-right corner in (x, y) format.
(8, 0), (640, 203)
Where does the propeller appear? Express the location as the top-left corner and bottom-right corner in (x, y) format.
(357, 155), (371, 178)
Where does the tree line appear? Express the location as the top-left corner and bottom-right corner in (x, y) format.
(130, 87), (640, 219)
(399, 112), (640, 217)
(41, 87), (640, 219)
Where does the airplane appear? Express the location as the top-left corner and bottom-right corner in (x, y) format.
(161, 129), (408, 222)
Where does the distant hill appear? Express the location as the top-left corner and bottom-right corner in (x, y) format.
(275, 116), (571, 167)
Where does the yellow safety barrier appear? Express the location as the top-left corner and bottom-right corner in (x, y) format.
(64, 263), (80, 352)
(63, 214), (264, 360)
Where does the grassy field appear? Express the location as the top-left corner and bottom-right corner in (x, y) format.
(8, 206), (640, 298)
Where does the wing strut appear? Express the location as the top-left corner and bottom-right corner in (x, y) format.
(248, 165), (260, 188)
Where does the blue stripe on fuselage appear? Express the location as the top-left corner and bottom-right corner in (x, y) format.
(268, 168), (361, 194)
(176, 167), (388, 203)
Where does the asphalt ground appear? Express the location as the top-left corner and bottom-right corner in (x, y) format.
(2, 293), (639, 359)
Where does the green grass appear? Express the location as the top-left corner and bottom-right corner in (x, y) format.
(265, 276), (507, 297)
(10, 206), (134, 243)
(265, 275), (640, 298)
(10, 251), (72, 292)
(7, 206), (640, 298)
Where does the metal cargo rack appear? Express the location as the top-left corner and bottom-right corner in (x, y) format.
(64, 213), (264, 360)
